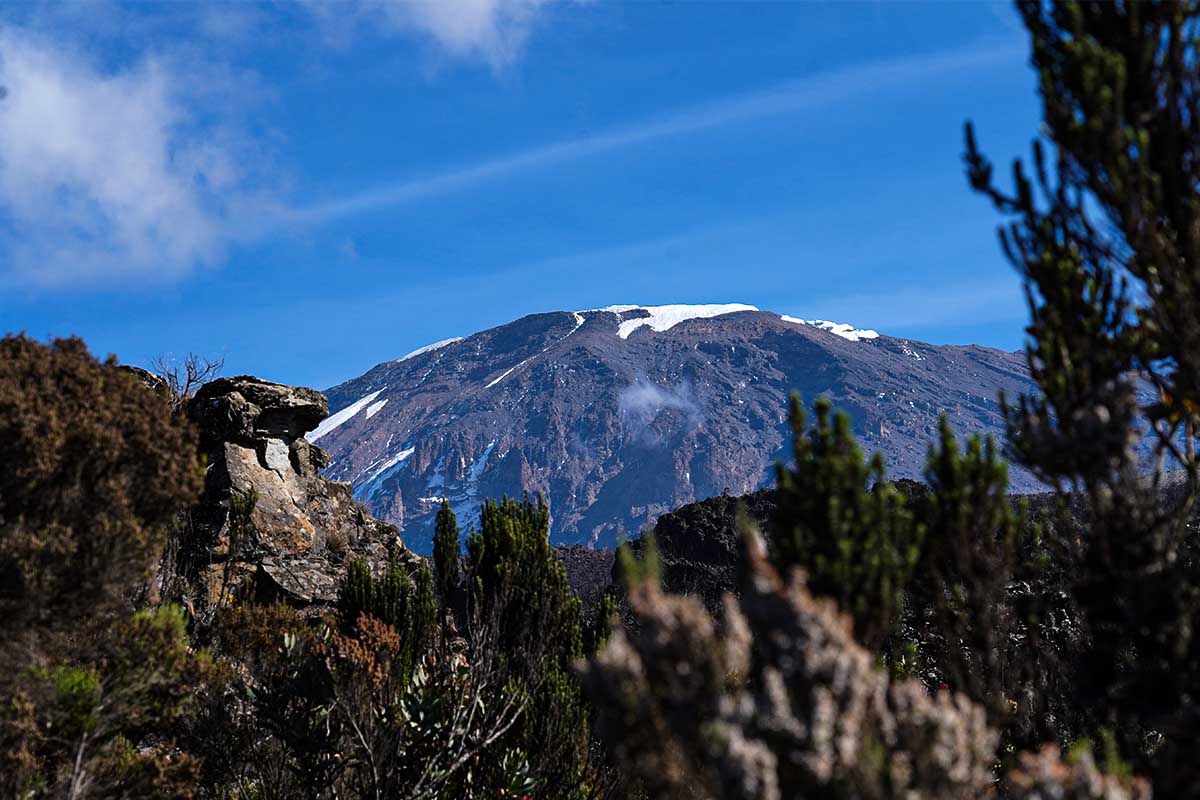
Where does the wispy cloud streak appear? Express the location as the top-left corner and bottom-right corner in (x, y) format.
(284, 41), (1023, 227)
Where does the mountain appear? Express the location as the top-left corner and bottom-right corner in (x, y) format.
(310, 304), (1038, 553)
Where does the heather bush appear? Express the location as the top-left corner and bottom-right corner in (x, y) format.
(0, 335), (209, 799)
(0, 334), (202, 628)
(581, 529), (998, 800)
(772, 395), (922, 650)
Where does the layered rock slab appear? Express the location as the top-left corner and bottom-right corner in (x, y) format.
(184, 376), (418, 609)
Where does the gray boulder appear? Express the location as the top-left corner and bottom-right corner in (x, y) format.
(184, 376), (418, 610)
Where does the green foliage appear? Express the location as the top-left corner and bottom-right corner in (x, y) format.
(0, 334), (203, 631)
(462, 496), (599, 797)
(0, 335), (616, 797)
(335, 557), (375, 628)
(1065, 729), (1135, 783)
(911, 423), (1021, 703)
(966, 2), (1200, 791)
(466, 495), (584, 663)
(772, 393), (923, 648)
(900, 418), (1065, 751)
(105, 605), (214, 733)
(615, 533), (662, 590)
(334, 557), (436, 686)
(372, 559), (411, 632)
(433, 498), (460, 611)
(2, 605), (213, 798)
(411, 560), (437, 656)
(586, 591), (617, 657)
(195, 499), (608, 798)
(33, 664), (102, 738)
(0, 336), (208, 799)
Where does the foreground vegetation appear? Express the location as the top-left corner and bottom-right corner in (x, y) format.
(6, 2), (1200, 797)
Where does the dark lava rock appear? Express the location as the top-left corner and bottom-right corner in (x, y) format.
(623, 488), (777, 615)
(556, 545), (615, 607)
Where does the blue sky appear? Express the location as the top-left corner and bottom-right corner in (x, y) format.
(0, 1), (1041, 389)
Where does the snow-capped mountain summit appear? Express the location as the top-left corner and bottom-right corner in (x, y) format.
(311, 304), (1035, 553)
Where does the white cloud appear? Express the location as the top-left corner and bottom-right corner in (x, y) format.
(0, 1), (561, 287)
(383, 0), (550, 65)
(306, 0), (553, 68)
(618, 379), (702, 445)
(0, 27), (261, 286)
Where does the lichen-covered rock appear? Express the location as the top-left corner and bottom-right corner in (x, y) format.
(182, 376), (418, 611)
(256, 550), (391, 605)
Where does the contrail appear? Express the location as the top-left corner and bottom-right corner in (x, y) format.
(281, 40), (1023, 227)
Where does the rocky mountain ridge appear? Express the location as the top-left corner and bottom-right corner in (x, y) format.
(311, 303), (1040, 553)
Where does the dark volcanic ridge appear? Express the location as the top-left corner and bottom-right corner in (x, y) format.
(310, 303), (1046, 554)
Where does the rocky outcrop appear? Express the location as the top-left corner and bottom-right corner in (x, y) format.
(612, 489), (777, 616)
(183, 376), (419, 609)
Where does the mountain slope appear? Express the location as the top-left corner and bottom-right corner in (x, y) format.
(312, 304), (1037, 552)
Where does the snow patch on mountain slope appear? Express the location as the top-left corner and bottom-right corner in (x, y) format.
(354, 446), (416, 501)
(365, 399), (388, 419)
(421, 442), (496, 530)
(780, 315), (880, 342)
(589, 303), (759, 339)
(466, 442), (494, 487)
(309, 389), (384, 442)
(396, 337), (463, 363)
(486, 361), (526, 389)
(485, 313), (588, 389)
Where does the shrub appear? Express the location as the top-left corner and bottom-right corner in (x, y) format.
(581, 529), (998, 800)
(0, 334), (202, 629)
(966, 2), (1200, 790)
(433, 498), (460, 613)
(1, 605), (214, 798)
(772, 395), (922, 649)
(195, 497), (612, 799)
(0, 335), (208, 799)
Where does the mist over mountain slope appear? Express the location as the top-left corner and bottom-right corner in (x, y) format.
(312, 304), (1038, 552)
